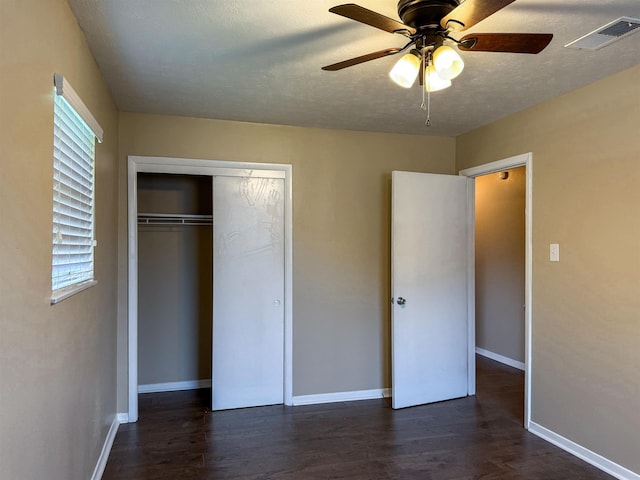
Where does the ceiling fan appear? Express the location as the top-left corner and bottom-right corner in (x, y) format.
(322, 0), (553, 93)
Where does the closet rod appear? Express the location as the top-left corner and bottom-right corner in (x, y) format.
(137, 213), (213, 226)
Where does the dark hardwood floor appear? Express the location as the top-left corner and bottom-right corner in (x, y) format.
(103, 356), (612, 479)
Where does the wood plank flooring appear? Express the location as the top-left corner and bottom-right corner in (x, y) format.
(103, 356), (612, 479)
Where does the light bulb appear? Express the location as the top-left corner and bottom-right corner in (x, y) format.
(433, 45), (464, 81)
(389, 51), (421, 88)
(424, 64), (451, 92)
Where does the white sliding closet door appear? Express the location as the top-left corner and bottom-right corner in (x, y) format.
(212, 175), (285, 410)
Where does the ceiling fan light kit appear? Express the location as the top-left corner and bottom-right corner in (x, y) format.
(425, 63), (452, 92)
(322, 0), (553, 124)
(389, 43), (463, 90)
(389, 50), (422, 88)
(432, 45), (464, 80)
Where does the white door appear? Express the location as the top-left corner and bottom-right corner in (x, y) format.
(391, 171), (472, 409)
(212, 175), (285, 410)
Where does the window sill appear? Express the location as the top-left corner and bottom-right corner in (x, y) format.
(51, 280), (97, 305)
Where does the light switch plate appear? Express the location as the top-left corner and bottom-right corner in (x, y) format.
(550, 243), (560, 262)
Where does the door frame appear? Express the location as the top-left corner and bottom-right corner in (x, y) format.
(126, 155), (294, 422)
(459, 152), (533, 429)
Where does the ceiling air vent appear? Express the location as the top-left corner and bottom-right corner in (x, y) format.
(565, 16), (640, 50)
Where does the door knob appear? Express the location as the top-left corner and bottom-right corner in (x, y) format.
(396, 297), (406, 306)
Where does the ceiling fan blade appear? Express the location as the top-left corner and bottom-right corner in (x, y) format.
(329, 4), (416, 35)
(322, 48), (402, 71)
(458, 33), (553, 54)
(441, 0), (516, 31)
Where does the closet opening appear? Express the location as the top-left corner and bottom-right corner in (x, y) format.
(136, 173), (213, 411)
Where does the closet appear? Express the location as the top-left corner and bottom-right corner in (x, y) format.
(134, 169), (286, 412)
(137, 173), (213, 393)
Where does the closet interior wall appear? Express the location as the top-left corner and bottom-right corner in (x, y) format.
(137, 173), (213, 390)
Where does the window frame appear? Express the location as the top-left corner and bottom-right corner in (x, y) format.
(50, 74), (103, 304)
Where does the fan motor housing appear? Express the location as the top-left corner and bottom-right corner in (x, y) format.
(397, 0), (460, 29)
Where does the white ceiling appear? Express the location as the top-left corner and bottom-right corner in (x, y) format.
(68, 0), (640, 137)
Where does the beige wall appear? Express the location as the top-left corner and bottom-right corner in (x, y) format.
(457, 65), (640, 473)
(117, 113), (455, 407)
(475, 167), (526, 363)
(0, 0), (119, 479)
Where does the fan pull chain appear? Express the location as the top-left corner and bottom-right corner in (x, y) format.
(420, 49), (432, 127)
(425, 89), (431, 127)
(420, 47), (427, 112)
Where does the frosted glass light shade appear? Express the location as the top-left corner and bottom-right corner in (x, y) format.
(433, 45), (464, 80)
(424, 64), (452, 92)
(389, 51), (421, 88)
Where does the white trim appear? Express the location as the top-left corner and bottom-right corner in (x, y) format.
(458, 153), (530, 178)
(50, 279), (97, 305)
(138, 379), (212, 394)
(127, 158), (139, 422)
(529, 422), (640, 480)
(127, 156), (285, 177)
(476, 347), (525, 371)
(90, 414), (120, 480)
(116, 413), (129, 424)
(283, 161), (294, 406)
(127, 156), (294, 422)
(459, 152), (532, 428)
(524, 155), (533, 428)
(466, 177), (476, 396)
(293, 388), (391, 406)
(53, 73), (103, 142)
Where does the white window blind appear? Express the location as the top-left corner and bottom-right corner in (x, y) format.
(51, 74), (102, 301)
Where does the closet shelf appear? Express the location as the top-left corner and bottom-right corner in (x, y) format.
(137, 213), (213, 226)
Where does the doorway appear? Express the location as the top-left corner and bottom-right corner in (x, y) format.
(126, 156), (294, 422)
(474, 166), (526, 370)
(459, 152), (533, 428)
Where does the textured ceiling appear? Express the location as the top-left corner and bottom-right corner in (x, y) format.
(68, 0), (640, 136)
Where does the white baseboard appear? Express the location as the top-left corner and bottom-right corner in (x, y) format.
(138, 379), (212, 394)
(292, 388), (391, 406)
(90, 414), (121, 480)
(529, 422), (640, 480)
(476, 347), (525, 371)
